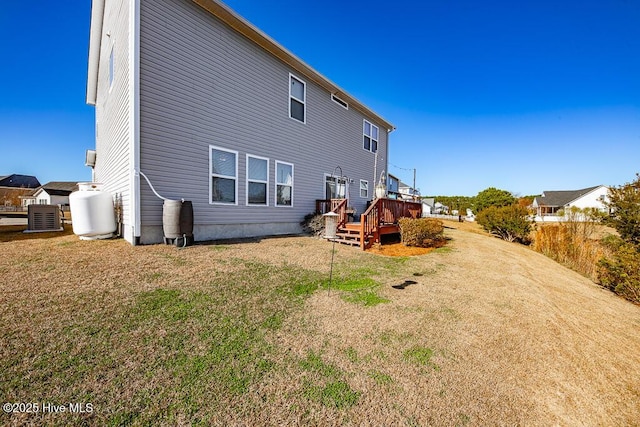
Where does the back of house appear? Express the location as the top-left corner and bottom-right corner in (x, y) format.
(87, 0), (393, 244)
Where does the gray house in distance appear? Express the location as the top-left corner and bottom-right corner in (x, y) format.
(87, 0), (394, 245)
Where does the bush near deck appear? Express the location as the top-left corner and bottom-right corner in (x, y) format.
(398, 218), (445, 248)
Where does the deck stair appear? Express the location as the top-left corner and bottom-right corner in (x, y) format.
(316, 197), (423, 250)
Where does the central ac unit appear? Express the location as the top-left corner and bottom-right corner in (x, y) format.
(25, 205), (63, 233)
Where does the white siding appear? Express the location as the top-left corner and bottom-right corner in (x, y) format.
(93, 0), (134, 242)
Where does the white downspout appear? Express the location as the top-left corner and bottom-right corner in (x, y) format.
(129, 0), (141, 244)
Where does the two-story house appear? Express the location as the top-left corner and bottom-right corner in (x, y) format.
(87, 0), (395, 245)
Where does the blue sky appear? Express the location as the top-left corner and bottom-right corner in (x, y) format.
(1, 1), (638, 196)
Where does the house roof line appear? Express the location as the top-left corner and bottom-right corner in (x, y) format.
(534, 185), (605, 207)
(86, 0), (395, 132)
(192, 0), (395, 132)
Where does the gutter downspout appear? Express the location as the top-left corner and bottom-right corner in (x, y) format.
(129, 0), (141, 244)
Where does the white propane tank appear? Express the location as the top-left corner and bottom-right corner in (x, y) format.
(69, 182), (117, 240)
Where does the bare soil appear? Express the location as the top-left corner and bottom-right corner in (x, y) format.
(1, 223), (639, 425)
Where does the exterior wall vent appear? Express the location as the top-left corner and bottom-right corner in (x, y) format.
(26, 205), (63, 233)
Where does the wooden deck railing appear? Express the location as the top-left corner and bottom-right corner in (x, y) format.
(316, 198), (349, 228)
(359, 198), (422, 249)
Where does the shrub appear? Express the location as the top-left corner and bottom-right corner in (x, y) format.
(597, 237), (640, 303)
(301, 213), (325, 236)
(398, 218), (445, 248)
(533, 224), (605, 281)
(476, 204), (531, 244)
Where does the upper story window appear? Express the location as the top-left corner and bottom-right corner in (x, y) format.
(108, 43), (115, 90)
(276, 161), (294, 207)
(247, 155), (269, 206)
(331, 94), (348, 109)
(210, 146), (238, 204)
(289, 74), (306, 123)
(363, 120), (378, 153)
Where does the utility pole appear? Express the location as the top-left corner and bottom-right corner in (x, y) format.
(413, 168), (417, 201)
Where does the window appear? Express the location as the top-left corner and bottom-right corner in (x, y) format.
(363, 120), (379, 153)
(331, 94), (348, 109)
(210, 146), (238, 204)
(108, 44), (115, 89)
(325, 175), (347, 199)
(360, 180), (369, 198)
(289, 74), (306, 123)
(276, 161), (294, 206)
(247, 155), (269, 206)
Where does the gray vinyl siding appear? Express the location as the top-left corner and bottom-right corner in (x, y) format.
(93, 0), (133, 241)
(138, 0), (388, 236)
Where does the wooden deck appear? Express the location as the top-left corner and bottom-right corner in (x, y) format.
(316, 198), (422, 249)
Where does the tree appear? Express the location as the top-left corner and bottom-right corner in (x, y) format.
(474, 187), (516, 213)
(605, 173), (640, 246)
(476, 204), (531, 244)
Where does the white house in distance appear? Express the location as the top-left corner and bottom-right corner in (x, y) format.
(532, 185), (610, 222)
(86, 0), (395, 245)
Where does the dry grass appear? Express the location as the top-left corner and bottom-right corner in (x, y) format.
(1, 225), (640, 426)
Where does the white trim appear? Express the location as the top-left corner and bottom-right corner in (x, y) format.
(323, 173), (347, 199)
(288, 73), (306, 124)
(209, 145), (239, 205)
(275, 160), (294, 207)
(130, 0), (141, 242)
(359, 179), (369, 199)
(246, 154), (269, 206)
(331, 94), (348, 109)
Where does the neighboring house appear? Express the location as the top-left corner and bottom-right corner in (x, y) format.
(532, 185), (610, 221)
(386, 174), (402, 199)
(87, 0), (394, 245)
(0, 174), (41, 189)
(0, 174), (40, 209)
(421, 198), (435, 216)
(32, 182), (79, 208)
(398, 180), (419, 200)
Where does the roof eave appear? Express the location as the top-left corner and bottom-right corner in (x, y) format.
(191, 0), (395, 132)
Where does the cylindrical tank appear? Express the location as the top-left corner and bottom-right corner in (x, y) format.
(179, 201), (194, 238)
(163, 200), (194, 246)
(162, 199), (182, 239)
(69, 182), (117, 239)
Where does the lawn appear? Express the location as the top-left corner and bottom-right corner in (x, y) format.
(1, 224), (639, 426)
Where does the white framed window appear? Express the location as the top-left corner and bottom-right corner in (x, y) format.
(275, 161), (294, 207)
(360, 180), (369, 198)
(289, 74), (306, 123)
(331, 94), (348, 109)
(363, 120), (379, 153)
(246, 154), (269, 206)
(324, 174), (347, 199)
(210, 145), (238, 205)
(108, 43), (115, 90)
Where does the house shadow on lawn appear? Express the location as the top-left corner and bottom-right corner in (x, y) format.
(0, 224), (74, 243)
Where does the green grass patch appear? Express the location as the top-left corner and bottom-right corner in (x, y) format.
(304, 380), (360, 409)
(368, 370), (394, 385)
(324, 276), (389, 307)
(403, 345), (439, 370)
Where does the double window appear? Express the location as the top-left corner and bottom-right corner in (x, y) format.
(363, 120), (379, 153)
(289, 74), (306, 123)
